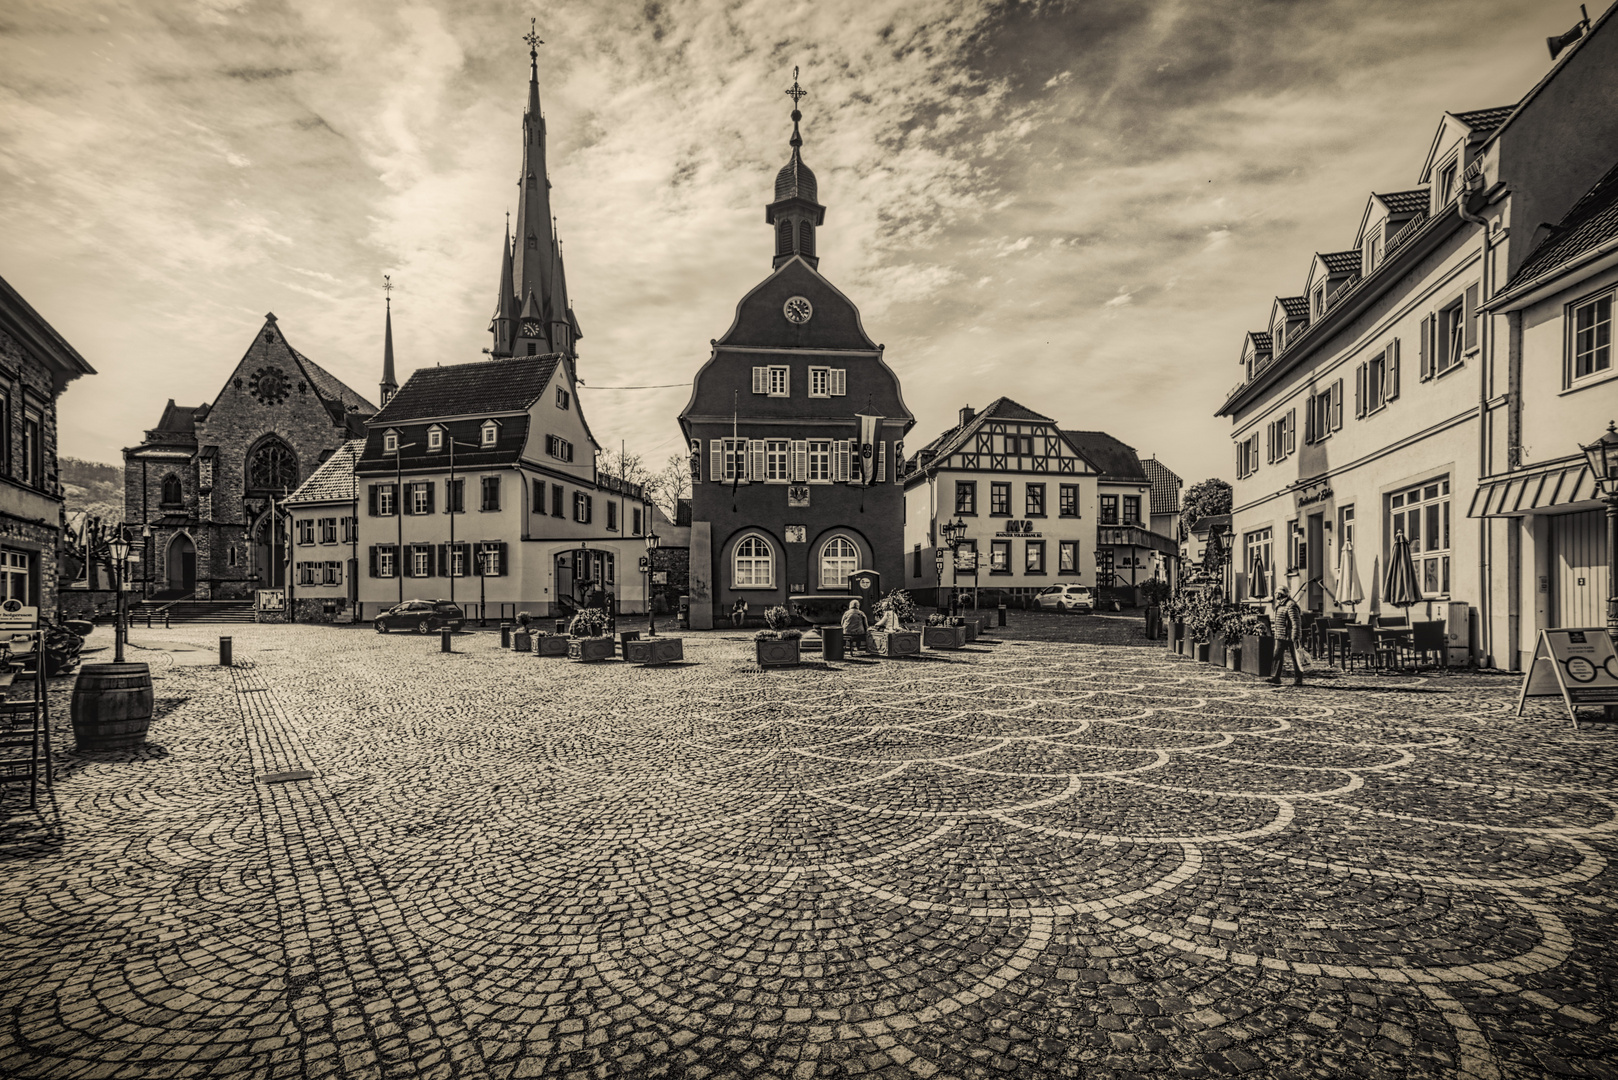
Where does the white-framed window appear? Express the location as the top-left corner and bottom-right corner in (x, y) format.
(573, 491), (592, 523)
(0, 550), (29, 604)
(478, 543), (502, 576)
(298, 562), (316, 586)
(296, 519), (315, 545)
(546, 434), (573, 462)
(733, 534), (774, 588)
(323, 561), (341, 585)
(556, 388), (570, 410)
(412, 546), (432, 577)
(819, 536), (859, 588)
(1236, 433), (1260, 479)
(1437, 158), (1459, 206)
(752, 365), (790, 396)
(449, 545), (465, 577)
(383, 429), (399, 454)
(376, 545), (396, 578)
(427, 426), (443, 451)
(1306, 382), (1342, 443)
(1363, 231), (1382, 275)
(319, 517), (337, 544)
(1356, 342), (1399, 416)
(481, 420), (499, 447)
(1266, 410), (1296, 463)
(714, 438), (747, 483)
(1311, 282), (1326, 320)
(409, 481), (431, 515)
(807, 440), (831, 482)
(1243, 528), (1273, 599)
(1570, 290), (1613, 384)
(1390, 478), (1451, 597)
(341, 516), (356, 542)
(809, 367), (829, 397)
(765, 440), (790, 482)
(1339, 504), (1355, 548)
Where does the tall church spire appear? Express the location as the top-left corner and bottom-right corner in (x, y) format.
(766, 67), (826, 270)
(489, 214), (516, 357)
(380, 275), (398, 406)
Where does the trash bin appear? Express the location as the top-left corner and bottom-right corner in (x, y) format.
(821, 625), (845, 661)
(997, 604), (1007, 627)
(499, 622), (512, 647)
(555, 619), (568, 635)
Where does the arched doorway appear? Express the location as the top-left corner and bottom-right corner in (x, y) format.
(251, 515), (286, 588)
(166, 533), (197, 594)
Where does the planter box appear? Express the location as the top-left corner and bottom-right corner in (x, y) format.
(1193, 641), (1211, 663)
(1166, 621), (1183, 653)
(961, 620), (978, 643)
(533, 632), (570, 657)
(1208, 634), (1228, 667)
(868, 630), (922, 658)
(512, 629), (532, 652)
(1226, 648), (1242, 671)
(625, 637), (684, 665)
(568, 636), (616, 662)
(1241, 635), (1275, 676)
(923, 625), (967, 650)
(756, 637), (801, 668)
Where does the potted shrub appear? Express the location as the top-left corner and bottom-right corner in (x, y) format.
(1163, 593), (1186, 654)
(533, 626), (571, 656)
(1238, 614), (1275, 677)
(512, 612), (533, 652)
(868, 590), (922, 658)
(755, 605), (802, 667)
(1140, 579), (1172, 641)
(922, 612), (967, 650)
(566, 608), (616, 662)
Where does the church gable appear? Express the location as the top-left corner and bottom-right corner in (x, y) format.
(714, 258), (878, 353)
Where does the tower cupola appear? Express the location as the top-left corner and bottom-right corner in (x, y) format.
(766, 67), (826, 270)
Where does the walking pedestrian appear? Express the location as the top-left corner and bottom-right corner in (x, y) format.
(1267, 586), (1305, 687)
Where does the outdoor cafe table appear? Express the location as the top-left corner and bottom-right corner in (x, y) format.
(1324, 627), (1413, 668)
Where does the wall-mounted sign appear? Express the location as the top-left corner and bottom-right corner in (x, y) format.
(1296, 482), (1334, 508)
(785, 524), (807, 543)
(954, 551), (977, 573)
(652, 571), (668, 584)
(0, 599), (38, 631)
(256, 589), (285, 612)
(999, 520), (1039, 536)
(788, 484), (811, 508)
(1517, 627), (1618, 726)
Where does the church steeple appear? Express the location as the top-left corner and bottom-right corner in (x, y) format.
(489, 215), (516, 357)
(380, 275), (398, 406)
(766, 67), (826, 270)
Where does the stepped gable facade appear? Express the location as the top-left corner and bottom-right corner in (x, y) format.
(678, 74), (913, 628)
(122, 314), (376, 599)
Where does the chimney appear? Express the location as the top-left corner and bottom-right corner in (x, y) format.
(958, 405), (975, 428)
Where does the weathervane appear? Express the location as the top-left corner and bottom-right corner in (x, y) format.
(524, 18), (544, 59)
(382, 274), (393, 303)
(785, 66), (807, 109)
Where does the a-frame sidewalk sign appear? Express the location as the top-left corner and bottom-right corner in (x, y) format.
(1516, 626), (1618, 729)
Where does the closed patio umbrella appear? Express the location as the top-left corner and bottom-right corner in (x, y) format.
(1335, 540), (1364, 614)
(1382, 530), (1423, 613)
(1248, 553), (1268, 600)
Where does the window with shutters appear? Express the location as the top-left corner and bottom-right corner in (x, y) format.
(298, 562), (316, 586)
(546, 435), (573, 462)
(828, 369), (846, 396)
(990, 482), (1011, 517)
(833, 440), (853, 482)
(715, 438), (747, 482)
(341, 517), (356, 543)
(1437, 297), (1466, 375)
(819, 536), (859, 588)
(376, 545), (397, 578)
(412, 546), (433, 578)
(323, 561), (341, 586)
(296, 519), (314, 545)
(1359, 344), (1395, 416)
(574, 492), (592, 524)
(449, 545), (466, 577)
(1307, 387), (1334, 443)
(809, 367), (830, 397)
(1059, 484), (1079, 517)
(479, 543), (503, 576)
(1236, 434), (1260, 479)
(551, 483), (564, 517)
(556, 388), (570, 410)
(1569, 290), (1614, 385)
(732, 534), (774, 588)
(1389, 478), (1450, 597)
(480, 476), (500, 512)
(1026, 483), (1045, 517)
(754, 366), (789, 396)
(376, 484), (397, 516)
(409, 482), (431, 515)
(319, 517), (337, 544)
(765, 440), (790, 482)
(807, 440), (831, 482)
(955, 481), (976, 515)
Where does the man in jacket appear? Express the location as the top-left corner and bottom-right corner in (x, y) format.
(841, 599), (870, 654)
(1267, 586), (1305, 687)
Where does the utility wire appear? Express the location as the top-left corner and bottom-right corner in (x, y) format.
(576, 382), (688, 390)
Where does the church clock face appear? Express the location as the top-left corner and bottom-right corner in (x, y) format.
(521, 321), (543, 337)
(783, 296), (813, 325)
(248, 366), (290, 405)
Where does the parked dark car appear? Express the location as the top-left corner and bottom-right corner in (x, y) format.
(374, 600), (465, 634)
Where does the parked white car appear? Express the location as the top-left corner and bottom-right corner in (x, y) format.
(1034, 584), (1095, 613)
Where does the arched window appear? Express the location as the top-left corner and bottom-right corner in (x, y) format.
(777, 220), (793, 257)
(819, 536), (859, 589)
(246, 438), (298, 491)
(160, 474), (182, 506)
(733, 535), (774, 588)
(799, 220), (815, 258)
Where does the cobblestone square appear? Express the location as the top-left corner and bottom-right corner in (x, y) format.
(3, 619), (1616, 1079)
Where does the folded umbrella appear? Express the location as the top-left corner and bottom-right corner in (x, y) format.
(1382, 530), (1423, 611)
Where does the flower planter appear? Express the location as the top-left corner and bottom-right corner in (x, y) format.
(625, 637), (684, 665)
(961, 620), (978, 643)
(1226, 647), (1242, 671)
(533, 632), (571, 657)
(868, 630), (922, 658)
(1166, 620), (1184, 653)
(568, 636), (617, 662)
(1193, 641), (1211, 663)
(923, 625), (967, 650)
(1208, 634), (1228, 668)
(1240, 635), (1274, 677)
(512, 629), (532, 652)
(756, 637), (802, 668)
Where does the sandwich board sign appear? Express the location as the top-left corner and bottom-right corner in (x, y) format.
(1516, 627), (1618, 727)
(0, 598), (39, 631)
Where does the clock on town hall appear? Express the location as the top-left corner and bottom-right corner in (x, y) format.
(783, 296), (813, 324)
(248, 365), (290, 405)
(521, 321), (544, 337)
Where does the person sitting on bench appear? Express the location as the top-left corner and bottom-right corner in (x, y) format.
(841, 600), (869, 654)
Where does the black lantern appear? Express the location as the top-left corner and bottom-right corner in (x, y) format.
(1582, 421), (1618, 632)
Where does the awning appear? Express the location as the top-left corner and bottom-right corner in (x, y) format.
(1468, 461), (1594, 517)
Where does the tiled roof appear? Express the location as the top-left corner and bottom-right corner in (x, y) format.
(1378, 189), (1430, 216)
(1189, 512), (1231, 537)
(287, 439), (365, 505)
(371, 354), (561, 424)
(906, 397), (1057, 468)
(291, 349), (377, 418)
(1060, 430), (1147, 482)
(155, 400), (200, 433)
(1278, 296), (1309, 320)
(1141, 458), (1181, 515)
(1509, 159), (1618, 289)
(1318, 250), (1361, 274)
(1247, 331), (1272, 353)
(1453, 105), (1515, 137)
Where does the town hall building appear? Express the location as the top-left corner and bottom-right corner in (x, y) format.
(678, 75), (914, 628)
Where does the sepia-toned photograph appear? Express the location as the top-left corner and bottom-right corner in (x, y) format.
(2, 0), (1616, 1076)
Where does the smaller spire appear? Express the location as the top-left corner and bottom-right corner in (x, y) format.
(524, 18), (544, 116)
(380, 275), (398, 406)
(786, 66), (807, 149)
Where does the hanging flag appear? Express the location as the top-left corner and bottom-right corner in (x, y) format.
(856, 413), (883, 488)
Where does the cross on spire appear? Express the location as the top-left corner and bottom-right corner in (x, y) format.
(785, 66), (807, 108)
(524, 18), (544, 59)
(382, 274), (393, 304)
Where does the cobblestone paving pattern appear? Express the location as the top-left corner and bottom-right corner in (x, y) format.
(2, 617), (1616, 1079)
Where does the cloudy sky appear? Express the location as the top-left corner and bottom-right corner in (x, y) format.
(0, 0), (1580, 482)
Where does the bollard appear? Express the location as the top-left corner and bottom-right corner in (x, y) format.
(146, 610), (152, 628)
(997, 604), (1007, 627)
(499, 622), (512, 648)
(165, 612), (171, 629)
(219, 636), (233, 667)
(441, 628), (452, 653)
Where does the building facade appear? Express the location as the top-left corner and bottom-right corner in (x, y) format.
(0, 274), (95, 619)
(1215, 9), (1618, 667)
(679, 80), (913, 628)
(283, 439), (363, 622)
(122, 314), (376, 601)
(1063, 430), (1180, 597)
(902, 399), (1100, 605)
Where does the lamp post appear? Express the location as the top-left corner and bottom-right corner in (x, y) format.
(110, 528), (131, 663)
(645, 531), (660, 637)
(1222, 522), (1237, 605)
(1580, 421), (1618, 633)
(939, 516), (967, 615)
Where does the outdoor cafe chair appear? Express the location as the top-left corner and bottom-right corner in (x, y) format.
(1405, 620), (1446, 668)
(1343, 623), (1395, 672)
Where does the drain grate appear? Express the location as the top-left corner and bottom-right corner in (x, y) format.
(258, 770), (318, 784)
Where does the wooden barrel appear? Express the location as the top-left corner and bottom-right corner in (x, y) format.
(71, 663), (154, 751)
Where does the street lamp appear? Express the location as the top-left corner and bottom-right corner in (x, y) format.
(1581, 421), (1618, 632)
(110, 528), (131, 663)
(939, 516), (968, 614)
(644, 531), (660, 637)
(1222, 522), (1236, 605)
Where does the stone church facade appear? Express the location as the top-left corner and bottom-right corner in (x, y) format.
(123, 315), (377, 600)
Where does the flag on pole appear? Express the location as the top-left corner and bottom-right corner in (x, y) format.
(856, 414), (882, 488)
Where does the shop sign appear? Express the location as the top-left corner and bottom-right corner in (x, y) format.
(256, 589), (285, 612)
(997, 520), (1040, 537)
(0, 599), (38, 631)
(1517, 627), (1618, 726)
(1296, 481), (1334, 508)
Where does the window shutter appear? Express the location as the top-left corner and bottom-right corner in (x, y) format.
(495, 542), (509, 576)
(790, 440), (808, 481)
(437, 544), (448, 576)
(1355, 363), (1366, 418)
(1464, 284), (1479, 351)
(876, 440), (887, 482)
(835, 440), (851, 482)
(1386, 342), (1400, 402)
(830, 369), (846, 396)
(710, 440), (724, 482)
(1419, 316), (1433, 380)
(1331, 379), (1343, 430)
(752, 367), (768, 394)
(1285, 409), (1296, 455)
(1304, 402), (1315, 445)
(748, 440), (766, 481)
(423, 546), (436, 578)
(1236, 442), (1245, 478)
(424, 481), (435, 515)
(367, 484), (378, 517)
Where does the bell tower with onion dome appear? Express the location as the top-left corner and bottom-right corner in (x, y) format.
(766, 68), (826, 270)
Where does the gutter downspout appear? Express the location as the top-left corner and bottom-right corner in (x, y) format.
(1457, 179), (1491, 667)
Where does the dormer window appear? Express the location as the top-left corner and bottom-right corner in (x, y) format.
(1273, 324), (1286, 353)
(1437, 159), (1459, 206)
(1312, 284), (1326, 319)
(427, 426), (444, 451)
(383, 429), (399, 454)
(480, 421), (499, 447)
(1363, 233), (1382, 274)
